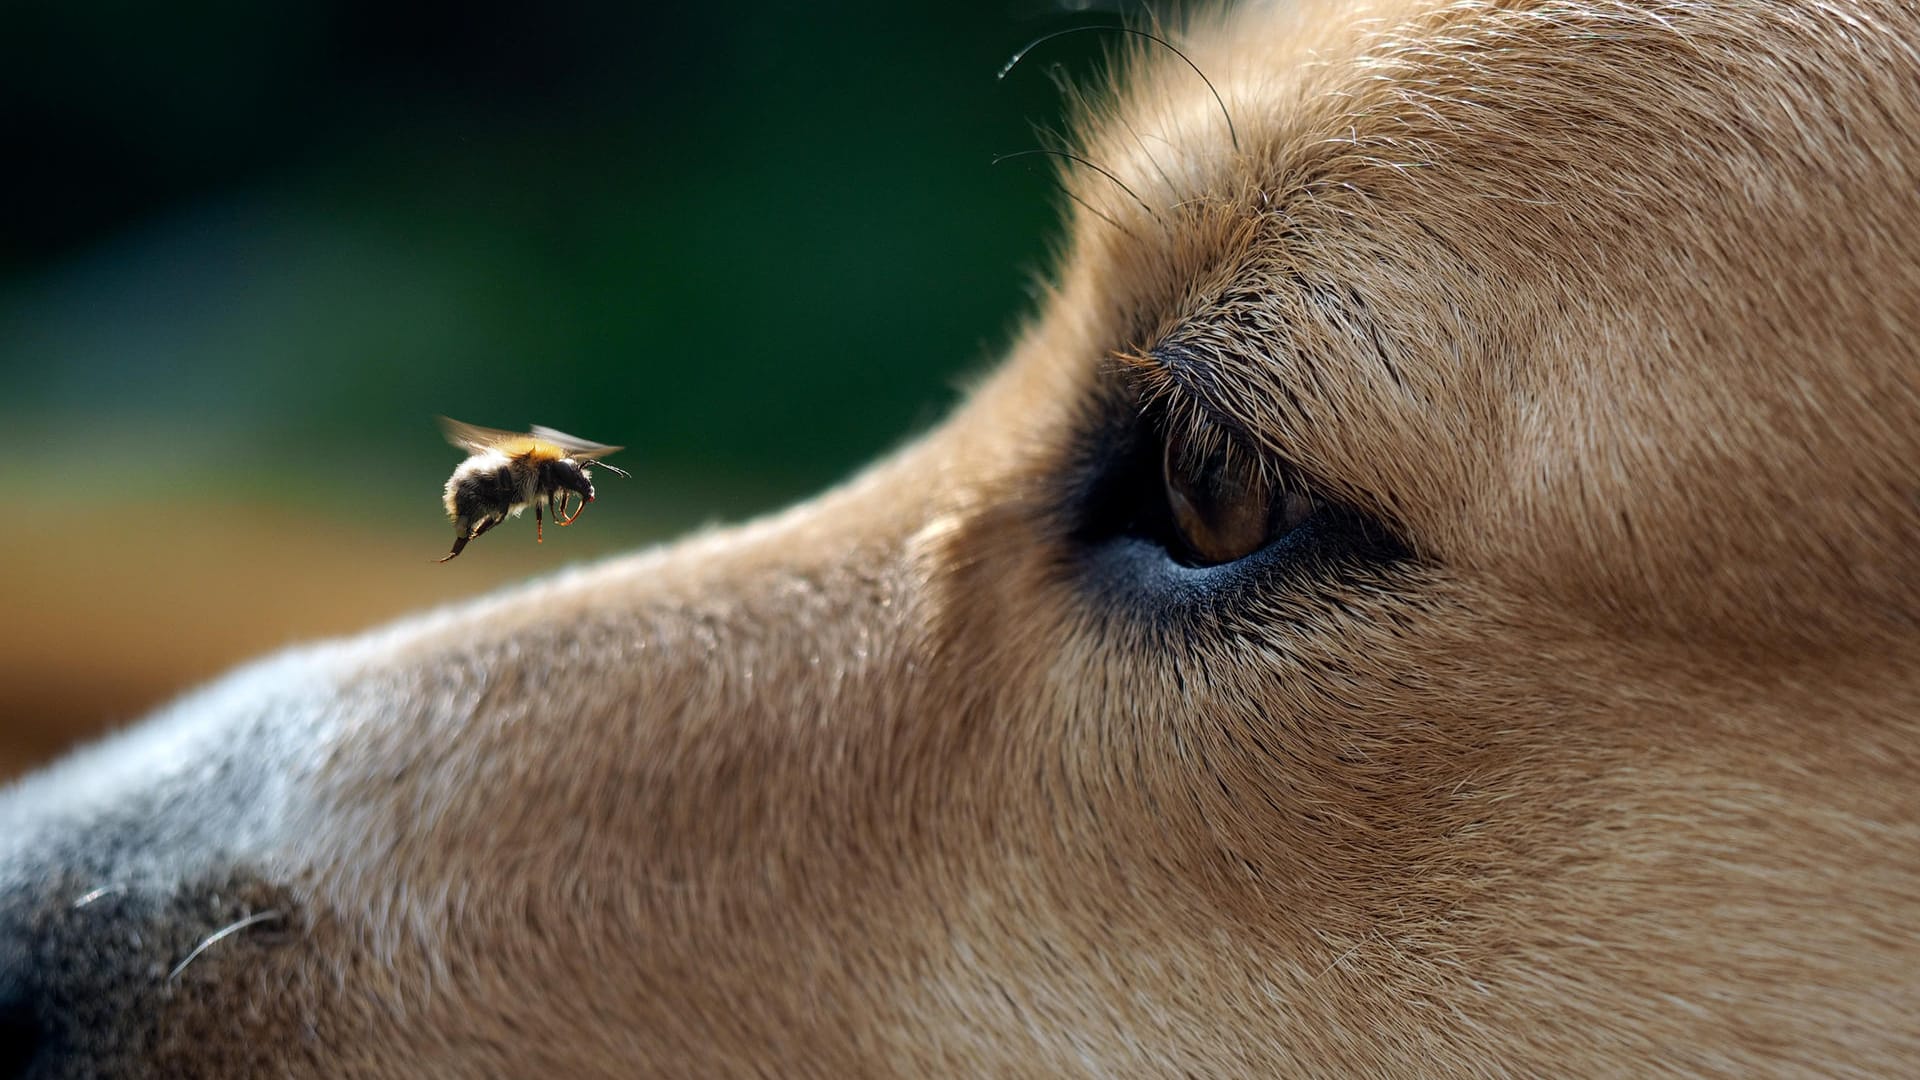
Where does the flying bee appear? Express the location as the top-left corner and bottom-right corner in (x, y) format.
(437, 417), (629, 563)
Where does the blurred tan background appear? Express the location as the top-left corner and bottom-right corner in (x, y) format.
(0, 0), (1116, 780)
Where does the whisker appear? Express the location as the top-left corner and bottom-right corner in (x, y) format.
(1061, 188), (1141, 240)
(993, 149), (1156, 217)
(71, 884), (125, 909)
(997, 24), (1240, 152)
(168, 909), (284, 982)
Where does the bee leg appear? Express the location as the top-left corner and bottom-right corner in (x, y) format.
(535, 503), (544, 544)
(436, 535), (470, 563)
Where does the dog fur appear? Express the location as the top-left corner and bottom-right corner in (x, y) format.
(3, 0), (1918, 1075)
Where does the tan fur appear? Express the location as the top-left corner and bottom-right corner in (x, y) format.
(6, 1), (1919, 1075)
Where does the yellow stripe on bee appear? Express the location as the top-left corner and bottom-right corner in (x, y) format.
(496, 438), (568, 461)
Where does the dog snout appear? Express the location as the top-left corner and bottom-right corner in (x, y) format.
(0, 863), (112, 1080)
(0, 873), (144, 1079)
(0, 652), (335, 1077)
(0, 819), (143, 1077)
(0, 823), (306, 1078)
(0, 500), (944, 1074)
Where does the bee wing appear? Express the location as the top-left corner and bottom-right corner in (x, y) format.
(529, 424), (624, 461)
(439, 416), (531, 454)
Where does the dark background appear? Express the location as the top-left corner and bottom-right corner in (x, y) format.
(0, 0), (1119, 777)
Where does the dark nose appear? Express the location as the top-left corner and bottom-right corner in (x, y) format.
(0, 942), (47, 1078)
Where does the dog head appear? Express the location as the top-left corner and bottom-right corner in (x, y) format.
(4, 1), (1917, 1074)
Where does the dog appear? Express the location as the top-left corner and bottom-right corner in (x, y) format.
(4, 0), (1918, 1074)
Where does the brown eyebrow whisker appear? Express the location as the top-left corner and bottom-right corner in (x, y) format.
(996, 24), (1240, 153)
(1114, 342), (1264, 451)
(993, 149), (1158, 219)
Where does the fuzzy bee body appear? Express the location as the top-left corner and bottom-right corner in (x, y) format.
(437, 418), (628, 562)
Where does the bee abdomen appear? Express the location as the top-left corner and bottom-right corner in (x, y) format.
(444, 454), (518, 523)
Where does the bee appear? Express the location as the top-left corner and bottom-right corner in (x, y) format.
(437, 417), (629, 563)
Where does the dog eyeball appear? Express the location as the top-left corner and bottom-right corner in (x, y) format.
(1161, 427), (1323, 565)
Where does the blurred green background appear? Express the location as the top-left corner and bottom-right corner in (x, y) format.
(0, 0), (1117, 776)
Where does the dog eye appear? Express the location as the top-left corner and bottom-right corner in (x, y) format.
(1162, 424), (1320, 566)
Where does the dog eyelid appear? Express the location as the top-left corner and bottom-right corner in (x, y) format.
(1117, 341), (1263, 448)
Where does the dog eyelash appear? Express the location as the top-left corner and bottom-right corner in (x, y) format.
(1112, 348), (1294, 494)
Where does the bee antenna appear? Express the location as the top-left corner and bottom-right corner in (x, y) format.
(596, 461), (631, 479)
